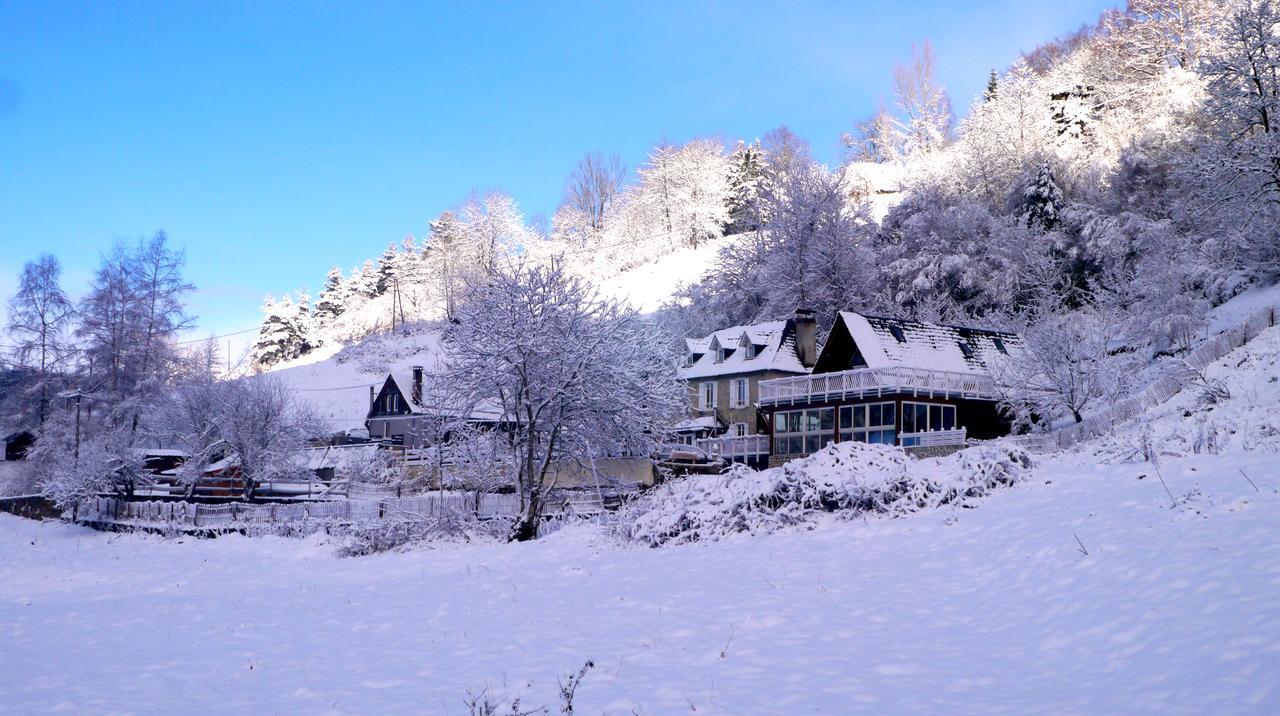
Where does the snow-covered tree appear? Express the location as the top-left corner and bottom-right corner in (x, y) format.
(216, 376), (320, 501)
(995, 301), (1128, 427)
(313, 266), (347, 322)
(427, 209), (466, 320)
(759, 159), (875, 327)
(558, 151), (626, 241)
(251, 293), (313, 369)
(1021, 162), (1065, 230)
(440, 259), (684, 541)
(77, 233), (192, 428)
(725, 139), (771, 234)
(5, 254), (75, 427)
(636, 138), (731, 248)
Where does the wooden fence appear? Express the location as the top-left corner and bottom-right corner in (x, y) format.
(1008, 304), (1278, 453)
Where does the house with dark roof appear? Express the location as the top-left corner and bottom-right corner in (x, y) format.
(365, 366), (502, 447)
(676, 309), (818, 465)
(758, 311), (1021, 465)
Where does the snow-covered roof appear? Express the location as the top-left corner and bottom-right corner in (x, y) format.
(673, 416), (719, 433)
(831, 311), (1020, 376)
(301, 443), (380, 471)
(679, 320), (809, 380)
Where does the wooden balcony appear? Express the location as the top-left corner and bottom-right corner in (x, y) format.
(759, 367), (998, 406)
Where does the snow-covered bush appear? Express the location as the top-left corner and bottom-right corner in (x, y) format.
(625, 442), (1033, 547)
(336, 513), (508, 557)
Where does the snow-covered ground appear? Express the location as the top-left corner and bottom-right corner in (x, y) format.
(4, 323), (1279, 714)
(3, 446), (1277, 713)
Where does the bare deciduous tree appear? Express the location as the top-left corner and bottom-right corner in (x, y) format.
(561, 151), (626, 237)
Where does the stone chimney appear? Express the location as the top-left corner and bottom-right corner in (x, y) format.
(369, 385), (376, 411)
(411, 366), (424, 405)
(793, 308), (817, 367)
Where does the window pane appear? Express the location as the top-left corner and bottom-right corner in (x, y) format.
(915, 404), (929, 431)
(774, 438), (787, 454)
(775, 413), (786, 433)
(884, 429), (897, 445)
(788, 413), (801, 433)
(869, 403), (881, 427)
(804, 435), (820, 454)
(854, 431), (868, 443)
(929, 405), (942, 431)
(883, 402), (895, 427)
(819, 408), (834, 430)
(838, 430), (852, 443)
(839, 406), (852, 429)
(788, 436), (802, 454)
(942, 406), (955, 430)
(853, 406), (866, 428)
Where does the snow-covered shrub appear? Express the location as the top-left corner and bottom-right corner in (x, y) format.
(336, 513), (508, 557)
(626, 442), (1033, 547)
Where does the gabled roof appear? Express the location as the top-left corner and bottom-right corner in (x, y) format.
(679, 319), (808, 380)
(371, 372), (504, 423)
(820, 311), (1020, 376)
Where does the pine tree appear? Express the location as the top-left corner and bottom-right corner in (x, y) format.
(375, 242), (400, 295)
(1023, 162), (1064, 230)
(313, 266), (347, 322)
(983, 68), (998, 102)
(725, 139), (771, 235)
(251, 294), (312, 369)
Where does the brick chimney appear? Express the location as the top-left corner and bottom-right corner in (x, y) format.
(793, 308), (817, 367)
(411, 366), (424, 405)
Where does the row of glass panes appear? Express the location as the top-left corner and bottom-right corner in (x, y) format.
(773, 401), (896, 455)
(773, 400), (956, 455)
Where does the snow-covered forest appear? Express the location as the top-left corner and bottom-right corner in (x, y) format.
(249, 0), (1279, 440)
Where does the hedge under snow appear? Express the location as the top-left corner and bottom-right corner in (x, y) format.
(627, 442), (1034, 547)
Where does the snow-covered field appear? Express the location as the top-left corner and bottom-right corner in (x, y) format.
(3, 443), (1278, 713)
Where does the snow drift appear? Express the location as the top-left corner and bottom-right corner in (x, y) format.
(627, 442), (1034, 546)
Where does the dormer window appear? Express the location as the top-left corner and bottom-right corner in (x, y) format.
(957, 341), (975, 359)
(992, 337), (1008, 354)
(716, 347), (731, 363)
(745, 343), (758, 360)
(889, 325), (907, 343)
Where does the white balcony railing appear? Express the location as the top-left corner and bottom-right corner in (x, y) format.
(759, 367), (998, 406)
(696, 434), (770, 459)
(899, 428), (967, 448)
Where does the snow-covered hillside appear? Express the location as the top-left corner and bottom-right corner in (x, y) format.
(267, 325), (447, 434)
(4, 326), (1280, 713)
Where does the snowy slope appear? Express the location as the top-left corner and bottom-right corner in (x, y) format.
(267, 325), (448, 434)
(595, 233), (746, 313)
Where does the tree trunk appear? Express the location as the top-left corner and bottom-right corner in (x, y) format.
(510, 495), (540, 542)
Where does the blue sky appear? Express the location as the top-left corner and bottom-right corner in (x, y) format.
(0, 0), (1115, 351)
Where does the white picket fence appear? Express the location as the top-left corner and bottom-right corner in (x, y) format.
(74, 491), (524, 531)
(1008, 304), (1278, 453)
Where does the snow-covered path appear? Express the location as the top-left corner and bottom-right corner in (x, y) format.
(2, 450), (1279, 714)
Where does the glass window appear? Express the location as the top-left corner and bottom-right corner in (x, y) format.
(837, 401), (896, 445)
(772, 408), (834, 456)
